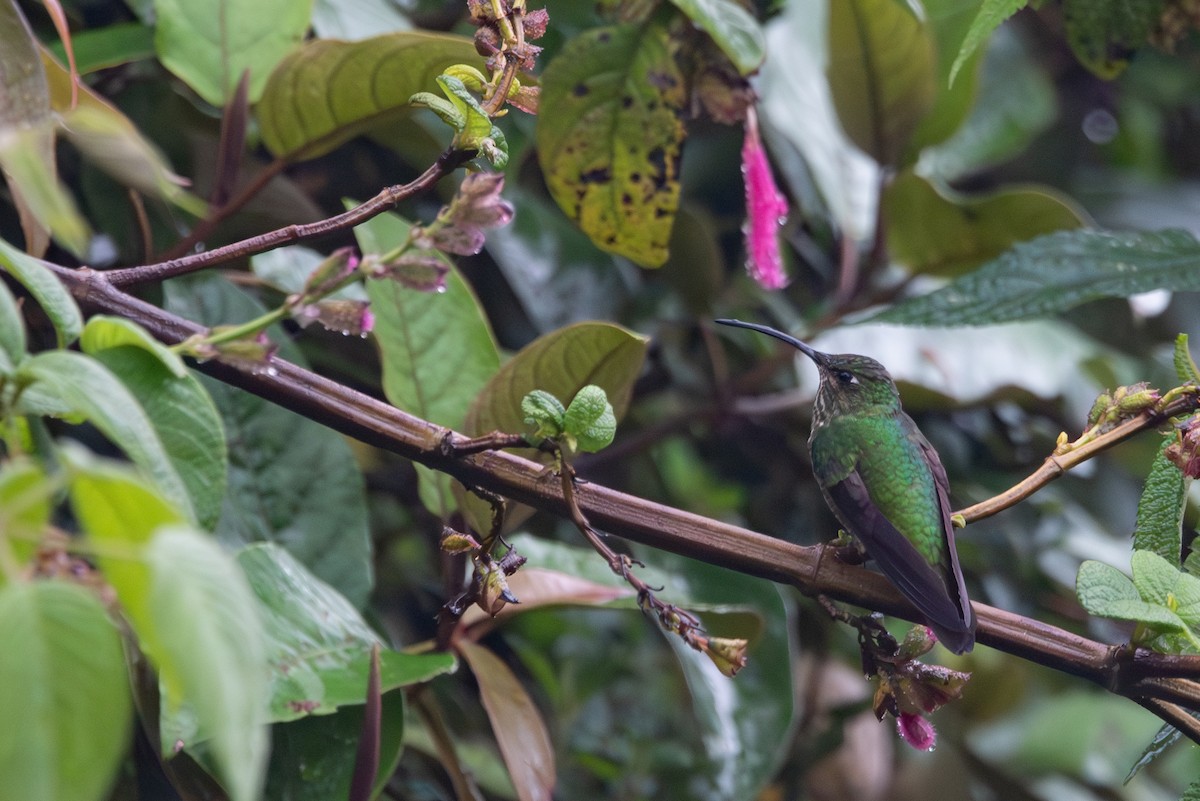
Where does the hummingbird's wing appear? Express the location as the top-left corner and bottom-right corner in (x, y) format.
(915, 435), (976, 642)
(824, 470), (976, 654)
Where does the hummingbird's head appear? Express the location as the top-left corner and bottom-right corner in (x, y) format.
(715, 319), (901, 419)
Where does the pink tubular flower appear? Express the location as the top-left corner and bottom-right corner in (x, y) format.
(897, 712), (937, 752)
(741, 106), (789, 290)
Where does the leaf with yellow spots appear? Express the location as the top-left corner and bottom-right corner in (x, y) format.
(536, 20), (686, 268)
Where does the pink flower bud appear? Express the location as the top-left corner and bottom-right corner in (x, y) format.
(741, 106), (789, 290)
(897, 712), (937, 751)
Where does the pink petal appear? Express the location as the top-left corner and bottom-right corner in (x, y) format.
(741, 106), (789, 290)
(897, 712), (937, 752)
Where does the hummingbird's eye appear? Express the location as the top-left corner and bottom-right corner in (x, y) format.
(835, 370), (858, 385)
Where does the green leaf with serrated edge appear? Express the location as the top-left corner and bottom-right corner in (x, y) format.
(238, 543), (455, 723)
(90, 347), (227, 530)
(41, 50), (205, 217)
(259, 32), (483, 161)
(1184, 777), (1200, 801)
(1132, 437), (1187, 565)
(522, 390), (566, 439)
(871, 229), (1200, 326)
(0, 581), (132, 801)
(1062, 0), (1165, 79)
(1077, 559), (1140, 610)
(152, 0), (312, 106)
(163, 275), (374, 607)
(537, 21), (687, 267)
(353, 208), (500, 519)
(17, 350), (194, 519)
(884, 171), (1084, 277)
(143, 527), (270, 801)
(563, 384), (616, 453)
(466, 322), (647, 456)
(1174, 334), (1200, 384)
(0, 3), (90, 256)
(826, 0), (936, 167)
(81, 315), (187, 377)
(0, 459), (52, 573)
(947, 0), (1026, 86)
(459, 640), (556, 801)
(266, 690), (406, 801)
(0, 236), (82, 346)
(0, 279), (25, 374)
(1131, 550), (1200, 630)
(666, 0), (764, 74)
(1125, 717), (1192, 784)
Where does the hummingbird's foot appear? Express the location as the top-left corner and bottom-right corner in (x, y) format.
(829, 530), (868, 565)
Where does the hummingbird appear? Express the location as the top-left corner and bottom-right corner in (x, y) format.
(716, 319), (976, 654)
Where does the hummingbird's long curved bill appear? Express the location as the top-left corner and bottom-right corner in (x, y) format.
(715, 318), (827, 365)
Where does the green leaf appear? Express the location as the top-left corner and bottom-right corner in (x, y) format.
(0, 581), (132, 801)
(46, 22), (156, 74)
(1131, 550), (1200, 630)
(1132, 437), (1187, 565)
(1174, 334), (1200, 384)
(1062, 0), (1165, 79)
(909, 0), (992, 154)
(871, 229), (1200, 326)
(826, 0), (936, 166)
(521, 389), (566, 439)
(537, 20), (687, 267)
(0, 236), (83, 346)
(947, 0), (1026, 86)
(237, 543), (455, 723)
(465, 322), (648, 454)
(41, 51), (205, 217)
(0, 278), (25, 373)
(1184, 778), (1200, 801)
(81, 315), (187, 377)
(265, 690), (406, 801)
(0, 459), (52, 570)
(18, 350), (194, 519)
(1077, 559), (1141, 612)
(354, 209), (500, 519)
(163, 276), (374, 607)
(1125, 719), (1187, 784)
(666, 0), (765, 74)
(258, 32), (482, 161)
(1077, 557), (1196, 637)
(145, 527), (270, 801)
(459, 640), (556, 801)
(88, 346), (227, 530)
(563, 384), (616, 453)
(152, 0), (312, 106)
(884, 171), (1084, 277)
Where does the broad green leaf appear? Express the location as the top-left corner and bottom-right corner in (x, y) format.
(1132, 438), (1187, 564)
(81, 315), (187, 377)
(18, 350), (194, 519)
(884, 171), (1084, 277)
(144, 527), (269, 801)
(563, 384), (616, 453)
(919, 26), (1057, 181)
(909, 0), (991, 154)
(666, 0), (765, 74)
(947, 0), (1026, 86)
(871, 229), (1200, 326)
(67, 449), (186, 548)
(1184, 778), (1200, 801)
(152, 0), (313, 106)
(1062, 0), (1165, 79)
(0, 581), (132, 801)
(163, 276), (374, 607)
(0, 2), (89, 256)
(89, 347), (227, 530)
(826, 0), (936, 166)
(1131, 550), (1200, 630)
(465, 322), (648, 453)
(0, 236), (82, 345)
(47, 22), (156, 74)
(1077, 558), (1194, 635)
(265, 691), (406, 801)
(0, 278), (25, 373)
(459, 640), (556, 801)
(537, 20), (687, 267)
(522, 390), (566, 439)
(0, 459), (53, 571)
(258, 32), (482, 161)
(1174, 334), (1200, 384)
(354, 209), (499, 519)
(41, 50), (205, 216)
(238, 543), (455, 723)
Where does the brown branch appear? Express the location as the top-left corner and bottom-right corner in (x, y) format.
(102, 147), (475, 288)
(47, 263), (1200, 743)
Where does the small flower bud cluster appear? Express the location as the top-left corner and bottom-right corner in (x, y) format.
(470, 1), (549, 73)
(1086, 382), (1162, 432)
(868, 626), (971, 752)
(288, 247), (374, 336)
(439, 525), (526, 617)
(1166, 414), (1200, 478)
